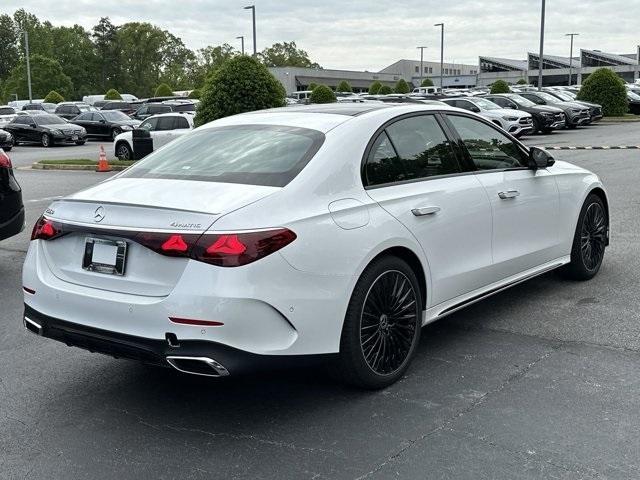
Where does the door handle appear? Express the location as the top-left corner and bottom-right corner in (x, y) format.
(498, 190), (520, 199)
(412, 206), (441, 216)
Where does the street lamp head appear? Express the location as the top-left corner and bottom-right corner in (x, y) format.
(565, 33), (579, 36)
(434, 23), (444, 27)
(244, 5), (254, 9)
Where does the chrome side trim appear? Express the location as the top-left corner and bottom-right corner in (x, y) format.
(43, 217), (207, 235)
(166, 356), (230, 377)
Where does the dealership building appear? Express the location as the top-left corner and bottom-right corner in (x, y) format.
(270, 47), (640, 94)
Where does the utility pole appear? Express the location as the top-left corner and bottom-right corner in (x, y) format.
(416, 46), (427, 85)
(538, 0), (546, 90)
(23, 31), (33, 102)
(237, 36), (245, 55)
(434, 23), (444, 90)
(244, 5), (256, 56)
(565, 33), (579, 86)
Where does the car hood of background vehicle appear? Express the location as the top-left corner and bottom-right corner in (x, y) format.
(65, 177), (280, 217)
(41, 123), (77, 129)
(114, 120), (140, 126)
(531, 105), (564, 114)
(555, 101), (587, 110)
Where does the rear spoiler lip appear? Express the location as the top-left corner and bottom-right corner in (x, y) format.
(51, 198), (219, 216)
(41, 217), (208, 235)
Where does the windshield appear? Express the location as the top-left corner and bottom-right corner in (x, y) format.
(536, 92), (561, 103)
(35, 114), (66, 125)
(551, 91), (573, 101)
(78, 105), (93, 111)
(509, 95), (536, 107)
(471, 98), (501, 110)
(121, 125), (325, 187)
(629, 91), (640, 100)
(101, 110), (131, 121)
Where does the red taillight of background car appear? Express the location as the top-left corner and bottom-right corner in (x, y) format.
(192, 229), (297, 267)
(0, 151), (12, 168)
(31, 216), (63, 241)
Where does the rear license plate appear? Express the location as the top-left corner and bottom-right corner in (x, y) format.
(71, 135), (78, 141)
(82, 238), (127, 275)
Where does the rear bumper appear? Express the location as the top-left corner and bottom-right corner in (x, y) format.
(23, 304), (331, 375)
(0, 206), (24, 241)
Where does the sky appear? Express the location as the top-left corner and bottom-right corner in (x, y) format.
(3, 0), (638, 71)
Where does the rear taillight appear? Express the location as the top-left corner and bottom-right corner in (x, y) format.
(31, 216), (63, 240)
(0, 151), (11, 168)
(192, 229), (296, 267)
(133, 232), (200, 257)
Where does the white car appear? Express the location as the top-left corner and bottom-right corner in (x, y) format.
(23, 103), (608, 388)
(113, 113), (194, 160)
(0, 105), (17, 128)
(442, 97), (534, 137)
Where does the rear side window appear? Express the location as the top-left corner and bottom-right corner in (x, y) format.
(173, 116), (190, 129)
(171, 103), (195, 112)
(364, 114), (461, 187)
(120, 125), (325, 187)
(156, 117), (175, 131)
(150, 105), (171, 114)
(0, 107), (15, 115)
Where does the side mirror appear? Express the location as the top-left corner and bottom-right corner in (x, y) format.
(30, 123), (37, 128)
(529, 146), (555, 169)
(471, 106), (481, 113)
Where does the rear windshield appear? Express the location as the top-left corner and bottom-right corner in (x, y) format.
(101, 111), (130, 121)
(171, 103), (195, 112)
(0, 107), (15, 115)
(121, 125), (325, 187)
(34, 114), (66, 125)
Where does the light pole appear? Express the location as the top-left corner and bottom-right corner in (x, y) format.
(237, 35), (245, 55)
(538, 0), (546, 90)
(416, 46), (427, 85)
(565, 33), (579, 86)
(244, 5), (256, 56)
(20, 30), (33, 102)
(434, 23), (444, 90)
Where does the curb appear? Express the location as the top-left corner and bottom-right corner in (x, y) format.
(32, 163), (129, 171)
(540, 145), (640, 150)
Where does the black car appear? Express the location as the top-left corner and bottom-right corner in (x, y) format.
(130, 101), (196, 120)
(5, 113), (87, 147)
(0, 149), (24, 242)
(100, 101), (137, 116)
(72, 110), (140, 140)
(544, 90), (603, 121)
(0, 129), (14, 151)
(628, 91), (640, 115)
(21, 103), (57, 113)
(484, 93), (566, 133)
(519, 92), (591, 129)
(54, 102), (96, 120)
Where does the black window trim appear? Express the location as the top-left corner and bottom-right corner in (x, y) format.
(361, 111), (474, 190)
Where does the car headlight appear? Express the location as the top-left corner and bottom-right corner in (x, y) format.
(540, 112), (553, 117)
(571, 109), (581, 113)
(502, 116), (519, 121)
(50, 129), (62, 135)
(121, 125), (133, 131)
(80, 127), (86, 134)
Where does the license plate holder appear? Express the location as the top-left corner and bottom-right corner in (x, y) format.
(82, 238), (127, 275)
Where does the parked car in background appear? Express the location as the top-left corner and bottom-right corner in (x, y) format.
(114, 112), (194, 160)
(441, 97), (534, 137)
(5, 113), (86, 147)
(72, 110), (140, 140)
(627, 91), (640, 114)
(54, 102), (97, 120)
(0, 129), (14, 151)
(130, 100), (196, 121)
(100, 101), (137, 116)
(287, 91), (313, 102)
(92, 100), (108, 109)
(0, 106), (18, 128)
(22, 103), (57, 114)
(483, 93), (566, 133)
(519, 92), (591, 129)
(0, 149), (23, 242)
(412, 86), (440, 95)
(543, 89), (603, 122)
(83, 94), (139, 105)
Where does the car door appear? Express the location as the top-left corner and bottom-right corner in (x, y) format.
(23, 116), (39, 142)
(92, 112), (108, 137)
(152, 116), (177, 148)
(364, 113), (493, 306)
(444, 113), (561, 279)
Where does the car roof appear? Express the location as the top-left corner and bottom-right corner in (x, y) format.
(145, 112), (195, 123)
(254, 103), (394, 117)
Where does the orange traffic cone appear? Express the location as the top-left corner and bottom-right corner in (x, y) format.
(97, 145), (111, 172)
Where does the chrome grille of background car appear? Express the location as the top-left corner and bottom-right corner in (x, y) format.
(62, 129), (82, 135)
(554, 113), (564, 121)
(519, 117), (533, 125)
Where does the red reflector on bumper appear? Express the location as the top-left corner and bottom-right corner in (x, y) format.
(23, 287), (36, 295)
(169, 317), (224, 327)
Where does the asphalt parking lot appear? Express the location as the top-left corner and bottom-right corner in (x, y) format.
(2, 122), (640, 479)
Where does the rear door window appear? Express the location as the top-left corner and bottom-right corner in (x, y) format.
(173, 116), (190, 129)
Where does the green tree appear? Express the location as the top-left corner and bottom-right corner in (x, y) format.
(378, 85), (393, 95)
(160, 32), (198, 90)
(195, 44), (238, 83)
(259, 41), (321, 68)
(188, 88), (201, 99)
(0, 14), (19, 81)
(155, 83), (173, 97)
(490, 80), (510, 94)
(92, 17), (120, 91)
(49, 24), (99, 98)
(577, 68), (628, 117)
(310, 85), (336, 104)
(421, 78), (434, 87)
(105, 88), (122, 100)
(44, 90), (64, 103)
(369, 81), (382, 94)
(308, 82), (318, 91)
(516, 78), (527, 85)
(336, 80), (352, 92)
(3, 54), (73, 99)
(395, 79), (410, 94)
(195, 55), (285, 126)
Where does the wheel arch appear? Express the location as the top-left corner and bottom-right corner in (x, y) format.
(588, 186), (610, 245)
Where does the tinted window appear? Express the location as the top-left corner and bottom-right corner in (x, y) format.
(489, 97), (511, 108)
(121, 125), (324, 187)
(101, 111), (130, 121)
(139, 118), (158, 131)
(76, 112), (93, 121)
(156, 117), (175, 131)
(173, 116), (190, 129)
(171, 103), (195, 112)
(447, 115), (528, 170)
(365, 115), (461, 186)
(12, 116), (29, 125)
(150, 105), (171, 114)
(0, 107), (15, 115)
(34, 114), (66, 125)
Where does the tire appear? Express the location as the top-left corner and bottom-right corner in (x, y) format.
(560, 194), (607, 280)
(532, 117), (543, 134)
(567, 123), (577, 129)
(542, 127), (554, 134)
(75, 141), (86, 145)
(111, 128), (121, 141)
(336, 255), (422, 389)
(41, 133), (51, 147)
(115, 142), (133, 160)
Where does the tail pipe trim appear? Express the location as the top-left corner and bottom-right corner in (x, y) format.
(166, 356), (230, 377)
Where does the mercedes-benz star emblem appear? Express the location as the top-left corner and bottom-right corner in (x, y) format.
(93, 206), (105, 223)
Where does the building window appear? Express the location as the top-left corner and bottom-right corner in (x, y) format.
(444, 68), (449, 75)
(429, 67), (433, 73)
(415, 66), (419, 73)
(424, 66), (428, 73)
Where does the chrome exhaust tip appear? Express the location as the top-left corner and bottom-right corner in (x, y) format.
(166, 356), (230, 377)
(24, 316), (42, 335)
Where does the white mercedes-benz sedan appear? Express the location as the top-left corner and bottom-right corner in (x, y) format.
(22, 103), (609, 388)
